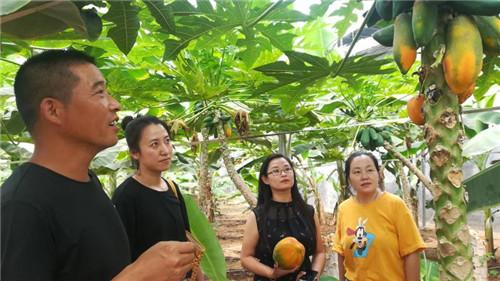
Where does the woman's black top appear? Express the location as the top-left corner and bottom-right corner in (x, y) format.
(112, 177), (190, 261)
(252, 201), (316, 281)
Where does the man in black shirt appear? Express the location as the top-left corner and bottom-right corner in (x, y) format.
(1, 49), (196, 281)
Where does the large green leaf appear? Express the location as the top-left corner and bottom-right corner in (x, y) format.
(462, 126), (500, 157)
(183, 194), (228, 281)
(330, 0), (363, 38)
(0, 0), (30, 16)
(3, 111), (26, 135)
(103, 1), (140, 55)
(1, 1), (86, 39)
(144, 0), (175, 33)
(474, 56), (499, 101)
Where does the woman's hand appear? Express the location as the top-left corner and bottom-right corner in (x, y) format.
(270, 264), (299, 279)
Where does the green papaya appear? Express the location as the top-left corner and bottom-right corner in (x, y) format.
(374, 133), (385, 147)
(449, 0), (500, 16)
(392, 0), (413, 19)
(394, 13), (417, 74)
(473, 16), (500, 55)
(360, 129), (371, 149)
(356, 128), (364, 142)
(412, 0), (438, 47)
(373, 24), (394, 47)
(376, 0), (393, 21)
(364, 9), (382, 27)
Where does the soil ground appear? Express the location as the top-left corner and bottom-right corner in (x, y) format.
(215, 198), (500, 281)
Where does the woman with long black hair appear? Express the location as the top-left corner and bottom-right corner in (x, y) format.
(241, 154), (325, 281)
(112, 115), (204, 281)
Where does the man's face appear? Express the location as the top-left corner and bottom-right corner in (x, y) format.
(60, 63), (120, 152)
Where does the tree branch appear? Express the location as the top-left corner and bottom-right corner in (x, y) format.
(383, 141), (438, 197)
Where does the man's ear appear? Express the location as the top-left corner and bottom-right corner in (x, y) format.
(39, 97), (65, 125)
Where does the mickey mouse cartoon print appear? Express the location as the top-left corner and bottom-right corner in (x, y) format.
(347, 217), (375, 258)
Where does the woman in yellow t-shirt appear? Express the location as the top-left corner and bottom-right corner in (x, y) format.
(332, 151), (425, 281)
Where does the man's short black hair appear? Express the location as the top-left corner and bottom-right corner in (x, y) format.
(14, 49), (96, 133)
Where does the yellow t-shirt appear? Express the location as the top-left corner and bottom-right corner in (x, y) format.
(332, 192), (425, 281)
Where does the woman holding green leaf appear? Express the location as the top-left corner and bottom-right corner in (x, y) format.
(112, 115), (204, 281)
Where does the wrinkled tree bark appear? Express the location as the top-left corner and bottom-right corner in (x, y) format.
(217, 122), (257, 208)
(421, 22), (473, 280)
(198, 129), (215, 222)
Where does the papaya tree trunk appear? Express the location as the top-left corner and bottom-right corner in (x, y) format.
(300, 159), (326, 225)
(396, 161), (418, 224)
(198, 128), (215, 222)
(422, 26), (473, 281)
(333, 160), (350, 226)
(216, 122), (257, 208)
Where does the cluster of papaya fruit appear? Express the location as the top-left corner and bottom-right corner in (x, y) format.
(356, 126), (392, 151)
(201, 113), (232, 138)
(368, 0), (499, 124)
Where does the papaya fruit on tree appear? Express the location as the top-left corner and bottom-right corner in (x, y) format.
(458, 83), (475, 104)
(443, 15), (483, 95)
(364, 9), (382, 27)
(448, 0), (500, 16)
(473, 15), (500, 55)
(412, 0), (438, 47)
(373, 24), (394, 47)
(392, 0), (413, 20)
(407, 95), (425, 125)
(273, 237), (305, 270)
(394, 13), (417, 74)
(375, 0), (393, 21)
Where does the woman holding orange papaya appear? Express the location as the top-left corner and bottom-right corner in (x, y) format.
(241, 154), (325, 281)
(333, 151), (425, 281)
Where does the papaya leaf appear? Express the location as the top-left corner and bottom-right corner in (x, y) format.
(256, 23), (296, 51)
(333, 53), (395, 76)
(469, 112), (500, 125)
(463, 126), (500, 158)
(183, 195), (228, 281)
(2, 1), (86, 39)
(0, 0), (30, 16)
(80, 8), (102, 41)
(3, 111), (26, 135)
(309, 0), (335, 18)
(330, 0), (363, 38)
(103, 1), (140, 55)
(474, 56), (499, 101)
(144, 0), (175, 33)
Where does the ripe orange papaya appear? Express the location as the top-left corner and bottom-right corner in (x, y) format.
(394, 13), (417, 74)
(443, 16), (483, 95)
(272, 237), (305, 270)
(412, 0), (438, 47)
(458, 83), (475, 104)
(407, 95), (425, 125)
(473, 16), (500, 55)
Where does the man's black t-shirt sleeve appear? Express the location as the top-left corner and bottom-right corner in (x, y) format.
(1, 201), (57, 281)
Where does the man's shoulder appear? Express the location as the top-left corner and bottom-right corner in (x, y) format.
(1, 163), (42, 199)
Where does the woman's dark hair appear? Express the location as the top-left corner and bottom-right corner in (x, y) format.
(121, 115), (171, 168)
(344, 151), (380, 181)
(257, 154), (316, 245)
